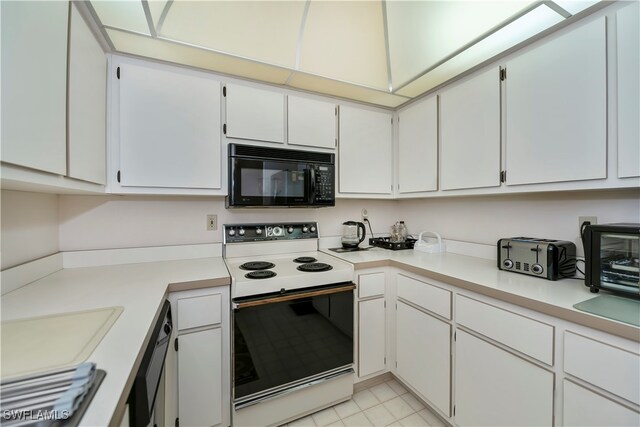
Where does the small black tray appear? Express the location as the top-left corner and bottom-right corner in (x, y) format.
(369, 237), (417, 250)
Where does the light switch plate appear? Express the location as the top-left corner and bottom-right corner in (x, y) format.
(207, 214), (217, 231)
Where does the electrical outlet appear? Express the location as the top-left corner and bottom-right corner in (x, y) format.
(361, 208), (368, 221)
(579, 216), (597, 230)
(207, 214), (217, 231)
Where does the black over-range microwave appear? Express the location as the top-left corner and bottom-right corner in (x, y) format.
(227, 143), (335, 208)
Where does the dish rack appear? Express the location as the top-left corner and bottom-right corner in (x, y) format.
(369, 237), (417, 250)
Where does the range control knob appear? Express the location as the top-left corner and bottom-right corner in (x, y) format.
(532, 264), (544, 275)
(228, 229), (236, 237)
(503, 259), (514, 269)
(287, 226), (294, 234)
(256, 227), (263, 235)
(302, 225), (309, 233)
(238, 228), (245, 236)
(310, 225), (316, 233)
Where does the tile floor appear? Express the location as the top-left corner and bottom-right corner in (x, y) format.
(282, 379), (447, 427)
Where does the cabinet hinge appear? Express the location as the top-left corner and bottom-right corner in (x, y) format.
(384, 301), (386, 308)
(175, 417), (179, 427)
(454, 331), (457, 341)
(453, 406), (456, 417)
(117, 170), (121, 183)
(391, 117), (393, 124)
(174, 337), (179, 351)
(500, 68), (507, 81)
(395, 361), (398, 368)
(223, 86), (226, 97)
(384, 357), (387, 364)
(116, 66), (120, 80)
(500, 170), (506, 183)
(335, 107), (337, 116)
(335, 138), (337, 148)
(223, 124), (227, 135)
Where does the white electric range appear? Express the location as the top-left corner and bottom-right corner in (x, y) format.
(223, 222), (355, 427)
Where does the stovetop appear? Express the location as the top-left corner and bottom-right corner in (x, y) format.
(225, 251), (353, 299)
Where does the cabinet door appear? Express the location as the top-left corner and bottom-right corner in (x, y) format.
(505, 18), (607, 185)
(1, 0), (68, 175)
(119, 62), (222, 189)
(68, 3), (106, 184)
(358, 298), (385, 377)
(563, 380), (640, 426)
(178, 328), (222, 427)
(288, 95), (336, 149)
(617, 2), (640, 178)
(339, 106), (393, 194)
(396, 301), (450, 415)
(455, 330), (554, 426)
(225, 84), (285, 143)
(440, 67), (500, 190)
(398, 96), (438, 193)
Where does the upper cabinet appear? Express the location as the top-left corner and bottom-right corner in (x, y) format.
(115, 60), (222, 191)
(397, 96), (438, 194)
(68, 3), (107, 185)
(440, 67), (501, 191)
(504, 17), (607, 186)
(287, 95), (337, 149)
(1, 0), (69, 175)
(339, 106), (393, 196)
(616, 2), (640, 178)
(225, 84), (285, 143)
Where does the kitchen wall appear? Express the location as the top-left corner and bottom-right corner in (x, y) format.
(57, 195), (399, 251)
(398, 189), (640, 256)
(1, 190), (59, 269)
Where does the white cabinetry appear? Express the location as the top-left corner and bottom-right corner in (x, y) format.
(1, 0), (68, 175)
(68, 3), (106, 184)
(504, 17), (607, 185)
(454, 330), (554, 426)
(357, 271), (386, 378)
(563, 380), (639, 426)
(288, 96), (336, 149)
(115, 59), (222, 192)
(339, 106), (393, 195)
(616, 2), (640, 178)
(440, 67), (501, 191)
(166, 287), (230, 427)
(396, 301), (450, 416)
(225, 84), (285, 143)
(397, 96), (438, 194)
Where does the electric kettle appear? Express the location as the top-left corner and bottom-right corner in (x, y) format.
(341, 221), (366, 248)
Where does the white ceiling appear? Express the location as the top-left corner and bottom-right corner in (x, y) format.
(89, 0), (599, 108)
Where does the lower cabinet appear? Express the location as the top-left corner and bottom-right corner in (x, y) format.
(454, 329), (554, 426)
(396, 301), (451, 416)
(165, 286), (230, 427)
(358, 298), (386, 377)
(563, 380), (640, 426)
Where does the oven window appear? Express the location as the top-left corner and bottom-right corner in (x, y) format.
(600, 233), (639, 289)
(233, 290), (353, 400)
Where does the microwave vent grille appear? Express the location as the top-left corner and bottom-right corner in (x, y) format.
(230, 144), (334, 164)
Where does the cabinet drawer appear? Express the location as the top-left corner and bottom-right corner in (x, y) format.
(358, 272), (385, 298)
(177, 293), (222, 330)
(564, 331), (640, 405)
(456, 295), (553, 365)
(397, 274), (451, 319)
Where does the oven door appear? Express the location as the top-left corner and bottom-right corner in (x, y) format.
(229, 157), (312, 207)
(232, 283), (354, 408)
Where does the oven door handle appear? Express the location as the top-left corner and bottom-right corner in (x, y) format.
(233, 284), (355, 309)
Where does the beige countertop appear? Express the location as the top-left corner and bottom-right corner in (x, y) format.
(0, 257), (230, 427)
(322, 247), (640, 342)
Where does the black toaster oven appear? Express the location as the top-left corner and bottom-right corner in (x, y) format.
(584, 223), (640, 295)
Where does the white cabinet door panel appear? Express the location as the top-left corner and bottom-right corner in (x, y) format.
(617, 2), (640, 178)
(119, 63), (221, 188)
(505, 18), (607, 185)
(339, 106), (393, 194)
(226, 84), (285, 143)
(455, 330), (553, 426)
(563, 380), (640, 426)
(440, 67), (501, 190)
(288, 96), (336, 149)
(398, 96), (438, 193)
(1, 0), (68, 175)
(178, 328), (223, 427)
(358, 298), (386, 377)
(68, 3), (106, 184)
(396, 302), (450, 415)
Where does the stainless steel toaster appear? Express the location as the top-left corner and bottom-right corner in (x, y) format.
(497, 237), (576, 280)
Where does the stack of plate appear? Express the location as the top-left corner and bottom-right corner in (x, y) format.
(0, 363), (97, 426)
